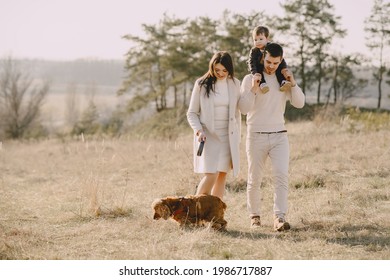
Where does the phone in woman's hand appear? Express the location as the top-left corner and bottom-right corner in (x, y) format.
(197, 141), (205, 156)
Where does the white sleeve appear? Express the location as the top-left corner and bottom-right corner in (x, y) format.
(287, 85), (305, 109)
(238, 75), (256, 115)
(186, 80), (203, 133)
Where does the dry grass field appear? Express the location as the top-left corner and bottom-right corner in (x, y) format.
(0, 114), (389, 260)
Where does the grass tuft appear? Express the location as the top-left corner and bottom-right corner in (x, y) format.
(293, 175), (326, 189)
(226, 179), (247, 193)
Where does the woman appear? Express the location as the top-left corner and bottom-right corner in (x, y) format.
(187, 51), (241, 200)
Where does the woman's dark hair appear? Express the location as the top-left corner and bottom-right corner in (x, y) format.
(198, 51), (235, 97)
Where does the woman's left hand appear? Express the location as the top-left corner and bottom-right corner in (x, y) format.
(197, 130), (206, 142)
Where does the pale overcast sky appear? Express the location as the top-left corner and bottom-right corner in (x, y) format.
(0, 0), (373, 60)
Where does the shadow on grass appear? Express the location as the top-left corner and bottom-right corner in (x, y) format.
(222, 229), (282, 240)
(176, 225), (277, 239)
(291, 220), (390, 251)
(327, 235), (389, 251)
(326, 224), (390, 251)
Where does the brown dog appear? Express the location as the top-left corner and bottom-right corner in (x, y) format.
(152, 194), (227, 230)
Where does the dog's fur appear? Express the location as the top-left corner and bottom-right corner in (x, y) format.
(151, 194), (227, 230)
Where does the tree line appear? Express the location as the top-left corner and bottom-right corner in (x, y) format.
(118, 0), (390, 112)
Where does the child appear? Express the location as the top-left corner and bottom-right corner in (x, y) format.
(247, 25), (291, 93)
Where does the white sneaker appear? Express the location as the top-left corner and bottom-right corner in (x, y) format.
(260, 83), (269, 94)
(250, 216), (261, 228)
(274, 216), (291, 231)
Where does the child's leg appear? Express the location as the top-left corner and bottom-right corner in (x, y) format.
(258, 63), (266, 85)
(276, 66), (286, 86)
(257, 64), (269, 94)
(277, 61), (291, 92)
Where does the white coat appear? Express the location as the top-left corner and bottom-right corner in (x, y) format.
(187, 77), (241, 177)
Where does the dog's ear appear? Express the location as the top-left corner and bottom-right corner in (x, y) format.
(152, 198), (165, 220)
(165, 197), (181, 211)
(151, 198), (162, 209)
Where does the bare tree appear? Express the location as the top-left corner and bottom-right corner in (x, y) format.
(326, 54), (367, 106)
(364, 0), (390, 109)
(279, 0), (345, 101)
(0, 57), (50, 139)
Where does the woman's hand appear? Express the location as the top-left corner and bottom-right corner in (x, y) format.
(197, 130), (206, 142)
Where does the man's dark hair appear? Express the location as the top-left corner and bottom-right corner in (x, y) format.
(264, 42), (283, 58)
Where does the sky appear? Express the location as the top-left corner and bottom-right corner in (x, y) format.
(0, 0), (374, 61)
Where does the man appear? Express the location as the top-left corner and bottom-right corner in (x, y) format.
(238, 43), (305, 231)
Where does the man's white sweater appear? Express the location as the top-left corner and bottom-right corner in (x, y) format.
(239, 73), (305, 133)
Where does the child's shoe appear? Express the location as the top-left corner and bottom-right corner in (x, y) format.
(260, 82), (269, 94)
(279, 80), (292, 92)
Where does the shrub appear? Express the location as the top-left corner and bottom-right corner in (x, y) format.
(341, 107), (390, 132)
